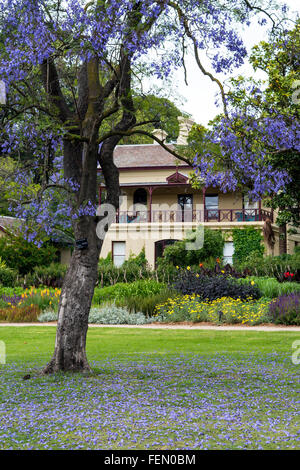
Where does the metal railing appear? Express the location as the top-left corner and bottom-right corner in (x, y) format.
(115, 208), (273, 223)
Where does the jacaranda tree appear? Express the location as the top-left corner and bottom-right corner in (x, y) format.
(193, 17), (299, 223)
(0, 0), (290, 372)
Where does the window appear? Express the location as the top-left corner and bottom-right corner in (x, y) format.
(243, 195), (258, 210)
(243, 195), (259, 221)
(178, 194), (193, 221)
(223, 242), (235, 265)
(112, 241), (126, 267)
(205, 194), (219, 220)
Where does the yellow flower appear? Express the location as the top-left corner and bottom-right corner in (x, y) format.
(176, 266), (179, 269)
(251, 281), (255, 285)
(187, 266), (191, 270)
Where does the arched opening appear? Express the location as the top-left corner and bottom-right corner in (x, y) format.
(155, 239), (179, 265)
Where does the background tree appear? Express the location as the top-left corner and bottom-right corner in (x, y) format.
(193, 19), (300, 251)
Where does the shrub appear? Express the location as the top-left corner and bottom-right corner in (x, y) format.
(238, 277), (300, 298)
(0, 305), (40, 322)
(38, 310), (58, 322)
(115, 289), (177, 317)
(24, 263), (67, 287)
(0, 232), (59, 275)
(238, 251), (300, 279)
(0, 266), (17, 286)
(0, 287), (24, 297)
(38, 306), (152, 325)
(268, 293), (300, 325)
(93, 280), (166, 304)
(88, 305), (148, 325)
(162, 227), (224, 267)
(172, 268), (261, 302)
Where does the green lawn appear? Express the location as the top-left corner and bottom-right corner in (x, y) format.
(0, 327), (299, 450)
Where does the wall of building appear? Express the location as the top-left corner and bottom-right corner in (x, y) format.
(100, 221), (271, 268)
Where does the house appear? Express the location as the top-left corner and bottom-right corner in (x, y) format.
(98, 118), (300, 267)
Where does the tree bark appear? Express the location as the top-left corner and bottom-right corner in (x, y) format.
(44, 215), (101, 373)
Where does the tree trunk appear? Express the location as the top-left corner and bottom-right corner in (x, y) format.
(279, 223), (287, 255)
(43, 215), (101, 373)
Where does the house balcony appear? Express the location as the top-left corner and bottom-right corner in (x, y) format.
(115, 208), (273, 224)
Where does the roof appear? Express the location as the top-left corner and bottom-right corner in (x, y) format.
(0, 216), (21, 233)
(112, 144), (190, 169)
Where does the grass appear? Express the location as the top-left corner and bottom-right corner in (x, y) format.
(0, 326), (299, 450)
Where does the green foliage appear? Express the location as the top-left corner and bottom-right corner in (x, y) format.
(238, 276), (300, 298)
(239, 251), (300, 278)
(103, 94), (189, 145)
(98, 249), (177, 286)
(24, 263), (67, 287)
(0, 265), (17, 287)
(93, 280), (166, 305)
(162, 227), (224, 267)
(0, 233), (59, 275)
(116, 289), (177, 317)
(232, 227), (264, 266)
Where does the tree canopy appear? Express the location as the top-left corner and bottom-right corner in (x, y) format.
(193, 18), (300, 227)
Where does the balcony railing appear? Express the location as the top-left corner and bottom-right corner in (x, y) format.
(115, 208), (273, 224)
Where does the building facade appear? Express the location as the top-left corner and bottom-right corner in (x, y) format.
(99, 124), (300, 267)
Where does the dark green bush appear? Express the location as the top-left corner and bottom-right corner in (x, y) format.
(0, 266), (18, 286)
(116, 289), (177, 317)
(162, 227), (224, 267)
(0, 233), (59, 275)
(24, 263), (67, 287)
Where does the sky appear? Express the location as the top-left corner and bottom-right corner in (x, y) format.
(168, 0), (299, 126)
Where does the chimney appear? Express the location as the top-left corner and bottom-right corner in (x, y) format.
(177, 117), (194, 145)
(152, 129), (168, 144)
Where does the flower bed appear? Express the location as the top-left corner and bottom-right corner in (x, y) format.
(154, 295), (271, 325)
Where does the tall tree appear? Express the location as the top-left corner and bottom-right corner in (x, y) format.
(193, 20), (300, 238)
(0, 0), (287, 372)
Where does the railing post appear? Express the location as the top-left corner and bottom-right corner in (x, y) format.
(148, 187), (153, 222)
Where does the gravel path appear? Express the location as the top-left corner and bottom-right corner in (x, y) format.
(0, 322), (300, 331)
